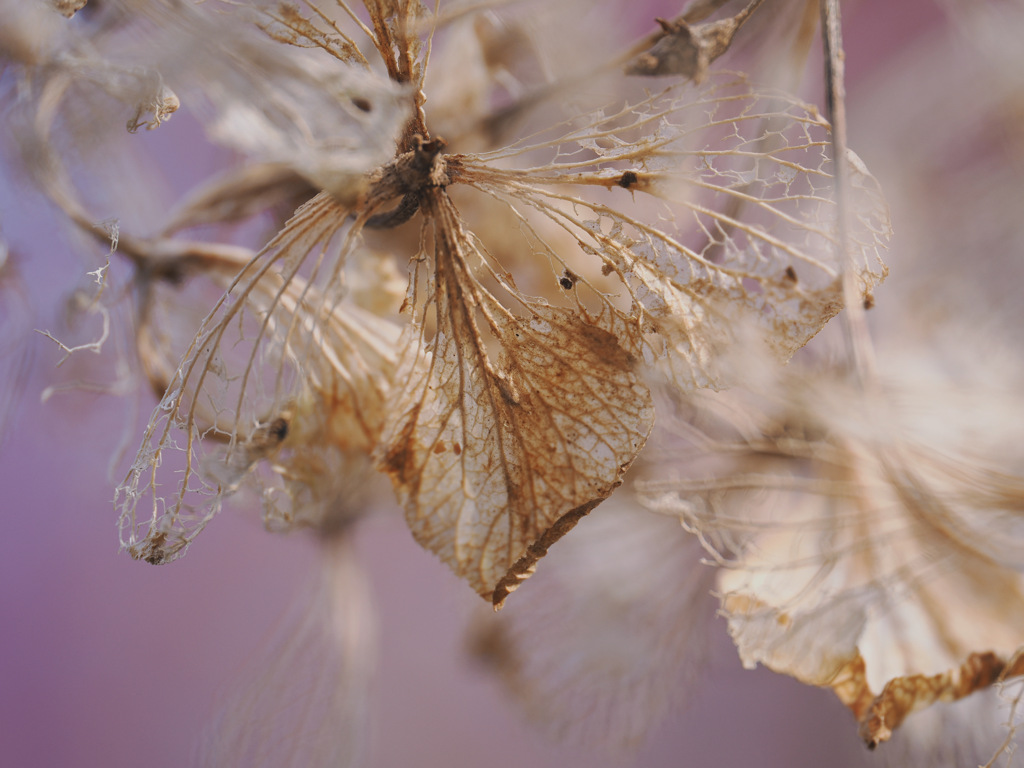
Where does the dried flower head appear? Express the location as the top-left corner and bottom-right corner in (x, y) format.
(65, 0), (890, 611)
(18, 0), (1000, 763)
(18, 0), (882, 612)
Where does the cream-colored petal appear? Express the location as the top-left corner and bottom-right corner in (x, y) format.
(642, 369), (1024, 748)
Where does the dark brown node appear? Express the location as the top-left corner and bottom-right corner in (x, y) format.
(618, 170), (639, 189)
(365, 192), (422, 229)
(268, 416), (289, 443)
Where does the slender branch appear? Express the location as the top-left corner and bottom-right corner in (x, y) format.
(821, 0), (877, 386)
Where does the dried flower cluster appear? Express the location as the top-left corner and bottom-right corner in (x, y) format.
(3, 0), (1023, 764)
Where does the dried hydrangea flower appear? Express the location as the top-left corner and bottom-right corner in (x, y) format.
(95, 0), (891, 607)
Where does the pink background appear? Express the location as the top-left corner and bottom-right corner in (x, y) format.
(0, 1), (945, 765)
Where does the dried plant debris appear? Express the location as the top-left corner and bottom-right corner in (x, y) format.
(13, 0), (883, 602)
(640, 358), (1024, 747)
(10, 0), (1024, 762)
(625, 0), (766, 83)
(54, 0), (87, 18)
(87, 0), (891, 608)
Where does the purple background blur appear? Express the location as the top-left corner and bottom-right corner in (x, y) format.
(0, 1), (942, 765)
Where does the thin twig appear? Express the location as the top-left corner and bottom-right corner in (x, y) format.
(820, 0), (878, 386)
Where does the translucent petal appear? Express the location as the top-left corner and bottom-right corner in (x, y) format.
(377, 191), (654, 605)
(456, 72), (890, 391)
(469, 497), (716, 747)
(17, 0), (410, 200)
(117, 194), (398, 562)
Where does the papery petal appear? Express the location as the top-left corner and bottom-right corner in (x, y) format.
(377, 191), (654, 605)
(117, 194), (397, 561)
(641, 369), (1024, 748)
(457, 73), (889, 390)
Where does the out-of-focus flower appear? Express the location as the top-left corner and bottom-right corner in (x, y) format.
(468, 487), (718, 749)
(637, 5), (1024, 739)
(642, 338), (1024, 749)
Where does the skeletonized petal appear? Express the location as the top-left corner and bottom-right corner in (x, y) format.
(457, 72), (889, 390)
(116, 194), (397, 561)
(378, 190), (654, 606)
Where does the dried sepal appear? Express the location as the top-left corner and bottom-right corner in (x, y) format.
(458, 72), (889, 391)
(361, 0), (431, 87)
(254, 1), (371, 67)
(116, 194), (398, 561)
(377, 191), (654, 606)
(367, 71), (887, 603)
